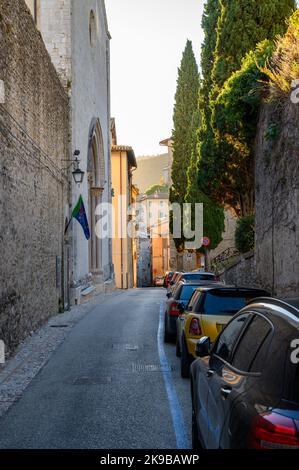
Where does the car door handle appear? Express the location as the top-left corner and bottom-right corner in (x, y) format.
(221, 387), (232, 399)
(206, 369), (215, 378)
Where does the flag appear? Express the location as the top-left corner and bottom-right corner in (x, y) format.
(65, 195), (90, 240)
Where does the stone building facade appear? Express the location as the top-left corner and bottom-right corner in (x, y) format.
(0, 0), (70, 351)
(25, 0), (114, 300)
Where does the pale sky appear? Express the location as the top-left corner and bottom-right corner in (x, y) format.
(105, 0), (205, 157)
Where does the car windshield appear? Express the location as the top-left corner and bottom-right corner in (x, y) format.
(183, 273), (215, 282)
(180, 285), (199, 302)
(203, 291), (265, 315)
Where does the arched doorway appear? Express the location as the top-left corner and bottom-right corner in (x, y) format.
(87, 119), (105, 281)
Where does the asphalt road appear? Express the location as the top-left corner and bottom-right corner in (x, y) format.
(0, 289), (192, 449)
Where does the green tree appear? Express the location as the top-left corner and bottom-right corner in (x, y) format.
(170, 40), (200, 205)
(145, 184), (169, 196)
(170, 40), (200, 251)
(212, 41), (274, 214)
(197, 0), (221, 206)
(198, 0), (295, 215)
(186, 109), (225, 252)
(212, 0), (296, 90)
(200, 0), (221, 107)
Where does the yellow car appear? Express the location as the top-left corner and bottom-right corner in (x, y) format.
(176, 286), (270, 378)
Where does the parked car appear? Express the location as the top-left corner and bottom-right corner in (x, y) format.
(154, 275), (165, 287)
(175, 272), (217, 285)
(164, 281), (220, 343)
(164, 281), (202, 342)
(164, 271), (174, 289)
(169, 272), (218, 296)
(177, 286), (270, 378)
(191, 297), (299, 449)
(166, 271), (182, 294)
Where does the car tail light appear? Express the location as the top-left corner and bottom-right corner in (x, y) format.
(169, 302), (180, 317)
(189, 318), (202, 336)
(249, 412), (299, 449)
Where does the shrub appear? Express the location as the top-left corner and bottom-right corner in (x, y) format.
(260, 10), (299, 100)
(235, 215), (255, 253)
(145, 184), (169, 196)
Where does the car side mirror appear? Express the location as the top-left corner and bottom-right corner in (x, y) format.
(195, 337), (211, 358)
(166, 292), (171, 299)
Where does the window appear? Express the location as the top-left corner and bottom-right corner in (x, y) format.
(213, 314), (249, 363)
(179, 285), (200, 302)
(232, 315), (272, 372)
(187, 291), (202, 311)
(202, 290), (266, 316)
(183, 273), (215, 282)
(173, 285), (182, 300)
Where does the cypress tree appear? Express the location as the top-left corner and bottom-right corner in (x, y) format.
(170, 40), (200, 206)
(198, 0), (295, 214)
(212, 0), (296, 90)
(186, 109), (224, 252)
(197, 0), (221, 196)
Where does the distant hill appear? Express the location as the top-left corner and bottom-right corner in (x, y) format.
(133, 154), (169, 194)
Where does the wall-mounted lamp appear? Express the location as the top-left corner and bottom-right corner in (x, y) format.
(62, 150), (85, 184)
(72, 151), (85, 184)
(73, 150), (85, 184)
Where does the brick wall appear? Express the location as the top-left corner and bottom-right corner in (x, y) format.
(0, 0), (70, 352)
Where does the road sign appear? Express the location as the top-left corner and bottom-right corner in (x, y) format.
(202, 237), (211, 248)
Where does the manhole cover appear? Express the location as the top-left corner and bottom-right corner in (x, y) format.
(112, 344), (139, 351)
(132, 364), (175, 373)
(72, 376), (112, 385)
(50, 324), (70, 328)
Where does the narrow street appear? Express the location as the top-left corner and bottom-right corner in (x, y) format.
(0, 290), (191, 450)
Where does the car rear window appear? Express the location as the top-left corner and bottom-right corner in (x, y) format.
(179, 285), (199, 302)
(203, 291), (267, 316)
(183, 273), (215, 282)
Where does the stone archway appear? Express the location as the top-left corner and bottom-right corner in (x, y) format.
(87, 118), (105, 282)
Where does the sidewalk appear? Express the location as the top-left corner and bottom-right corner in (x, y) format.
(0, 290), (122, 420)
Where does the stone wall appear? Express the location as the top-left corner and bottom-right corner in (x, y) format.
(255, 101), (299, 298)
(0, 0), (70, 352)
(219, 252), (261, 289)
(220, 100), (299, 298)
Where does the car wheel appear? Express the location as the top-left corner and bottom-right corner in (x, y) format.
(164, 314), (173, 343)
(181, 338), (192, 378)
(192, 408), (202, 450)
(176, 334), (181, 357)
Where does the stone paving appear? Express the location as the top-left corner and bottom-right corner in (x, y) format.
(0, 291), (121, 419)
